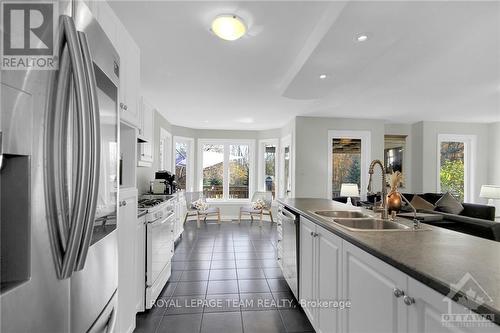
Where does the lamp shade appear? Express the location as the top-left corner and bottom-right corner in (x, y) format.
(480, 185), (500, 199)
(340, 183), (359, 197)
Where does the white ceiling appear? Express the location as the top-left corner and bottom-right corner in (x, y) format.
(109, 1), (500, 130)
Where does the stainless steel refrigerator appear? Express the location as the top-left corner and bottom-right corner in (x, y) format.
(1, 1), (120, 332)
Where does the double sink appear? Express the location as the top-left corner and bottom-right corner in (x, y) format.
(310, 210), (419, 231)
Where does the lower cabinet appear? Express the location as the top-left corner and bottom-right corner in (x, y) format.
(300, 217), (342, 333)
(297, 214), (499, 333)
(407, 277), (499, 333)
(342, 241), (407, 333)
(117, 188), (138, 333)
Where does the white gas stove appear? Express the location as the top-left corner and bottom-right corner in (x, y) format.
(138, 196), (176, 309)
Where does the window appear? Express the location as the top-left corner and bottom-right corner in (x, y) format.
(202, 144), (224, 199)
(437, 134), (476, 202)
(174, 136), (194, 192)
(199, 140), (254, 200)
(258, 139), (278, 199)
(229, 144), (250, 199)
(332, 138), (361, 198)
(328, 130), (371, 200)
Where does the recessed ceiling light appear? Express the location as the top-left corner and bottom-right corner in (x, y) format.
(319, 74), (327, 80)
(211, 14), (247, 41)
(356, 34), (368, 42)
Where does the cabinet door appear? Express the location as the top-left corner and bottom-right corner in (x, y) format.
(342, 242), (407, 333)
(316, 225), (342, 333)
(408, 277), (499, 333)
(118, 188), (138, 332)
(300, 217), (317, 325)
(117, 28), (140, 128)
(139, 97), (154, 142)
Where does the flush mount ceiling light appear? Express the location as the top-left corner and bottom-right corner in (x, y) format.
(211, 14), (247, 41)
(319, 74), (328, 80)
(356, 34), (368, 42)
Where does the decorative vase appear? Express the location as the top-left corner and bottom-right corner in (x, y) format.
(387, 190), (402, 213)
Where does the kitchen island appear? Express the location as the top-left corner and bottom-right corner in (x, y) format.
(278, 197), (500, 332)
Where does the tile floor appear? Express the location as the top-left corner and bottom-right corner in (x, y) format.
(134, 219), (314, 333)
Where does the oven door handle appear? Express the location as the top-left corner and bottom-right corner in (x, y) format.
(148, 212), (175, 226)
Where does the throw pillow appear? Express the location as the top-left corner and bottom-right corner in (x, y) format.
(252, 199), (266, 210)
(435, 192), (464, 215)
(192, 198), (208, 211)
(410, 195), (435, 211)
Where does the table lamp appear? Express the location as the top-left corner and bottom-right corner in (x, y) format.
(480, 185), (500, 220)
(341, 183), (359, 206)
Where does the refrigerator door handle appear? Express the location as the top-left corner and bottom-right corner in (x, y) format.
(45, 15), (91, 279)
(74, 30), (101, 271)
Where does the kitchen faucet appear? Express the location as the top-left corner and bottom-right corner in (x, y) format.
(367, 159), (388, 220)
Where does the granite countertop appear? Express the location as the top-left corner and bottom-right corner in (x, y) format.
(278, 197), (500, 325)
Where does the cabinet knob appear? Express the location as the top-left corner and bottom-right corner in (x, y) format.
(403, 295), (415, 306)
(393, 288), (405, 298)
(119, 200), (127, 207)
(310, 231), (314, 236)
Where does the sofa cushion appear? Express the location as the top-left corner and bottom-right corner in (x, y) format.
(461, 203), (496, 221)
(410, 195), (435, 211)
(435, 192), (464, 215)
(421, 209), (500, 241)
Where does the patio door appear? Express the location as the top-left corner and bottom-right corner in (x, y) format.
(280, 135), (292, 199)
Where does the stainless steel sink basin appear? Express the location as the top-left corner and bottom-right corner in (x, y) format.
(309, 210), (418, 231)
(313, 210), (368, 219)
(331, 218), (411, 231)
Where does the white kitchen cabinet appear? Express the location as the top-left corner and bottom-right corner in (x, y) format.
(299, 217), (343, 333)
(84, 0), (141, 129)
(138, 97), (154, 142)
(118, 188), (138, 333)
(117, 29), (141, 128)
(342, 241), (408, 333)
(316, 223), (342, 333)
(408, 277), (499, 333)
(135, 214), (146, 313)
(299, 217), (317, 324)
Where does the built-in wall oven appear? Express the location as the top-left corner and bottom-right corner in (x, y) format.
(277, 205), (299, 299)
(144, 200), (175, 309)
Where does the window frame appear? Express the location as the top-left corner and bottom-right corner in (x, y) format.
(436, 134), (476, 203)
(197, 138), (255, 202)
(173, 136), (195, 192)
(258, 139), (279, 199)
(327, 130), (371, 200)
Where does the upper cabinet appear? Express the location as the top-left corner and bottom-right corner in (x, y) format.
(118, 28), (141, 128)
(86, 0), (141, 128)
(138, 97), (154, 143)
(116, 23), (141, 128)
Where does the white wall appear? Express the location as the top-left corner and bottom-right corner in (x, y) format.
(487, 122), (500, 186)
(294, 116), (385, 198)
(405, 121), (490, 203)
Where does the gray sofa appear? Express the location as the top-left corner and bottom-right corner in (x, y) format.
(401, 193), (499, 242)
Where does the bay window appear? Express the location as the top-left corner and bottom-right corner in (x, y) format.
(198, 140), (254, 201)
